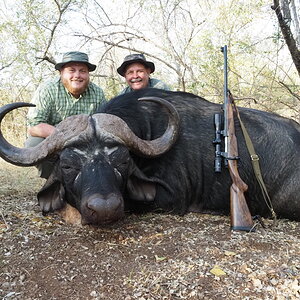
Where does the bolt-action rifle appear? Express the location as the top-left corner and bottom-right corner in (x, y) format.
(213, 45), (254, 231)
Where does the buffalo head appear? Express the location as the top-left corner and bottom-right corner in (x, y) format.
(0, 97), (180, 225)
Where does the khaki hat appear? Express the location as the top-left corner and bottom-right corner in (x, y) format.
(55, 51), (96, 71)
(117, 53), (155, 76)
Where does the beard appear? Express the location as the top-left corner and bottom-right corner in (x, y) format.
(62, 78), (89, 98)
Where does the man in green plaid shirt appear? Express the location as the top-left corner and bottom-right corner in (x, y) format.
(26, 51), (106, 178)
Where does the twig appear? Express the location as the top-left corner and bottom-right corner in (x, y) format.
(0, 209), (9, 229)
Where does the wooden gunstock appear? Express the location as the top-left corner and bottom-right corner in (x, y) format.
(229, 162), (254, 231)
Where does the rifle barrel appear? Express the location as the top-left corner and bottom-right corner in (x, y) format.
(221, 45), (228, 140)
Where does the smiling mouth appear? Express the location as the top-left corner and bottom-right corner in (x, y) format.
(130, 78), (142, 83)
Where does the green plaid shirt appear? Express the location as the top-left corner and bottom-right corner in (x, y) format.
(27, 77), (106, 126)
(119, 78), (170, 95)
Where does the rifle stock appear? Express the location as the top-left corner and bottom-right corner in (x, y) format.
(227, 97), (254, 231)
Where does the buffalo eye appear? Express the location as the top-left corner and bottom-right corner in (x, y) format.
(107, 146), (130, 170)
(61, 164), (81, 175)
(112, 156), (130, 172)
(61, 165), (75, 171)
(60, 148), (85, 173)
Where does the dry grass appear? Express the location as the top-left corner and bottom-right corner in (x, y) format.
(1, 159), (300, 300)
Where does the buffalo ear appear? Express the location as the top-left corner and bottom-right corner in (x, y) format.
(127, 176), (156, 202)
(37, 168), (65, 214)
(126, 166), (156, 202)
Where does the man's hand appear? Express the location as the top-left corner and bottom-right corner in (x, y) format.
(28, 123), (56, 138)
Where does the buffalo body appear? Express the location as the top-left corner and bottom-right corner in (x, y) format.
(0, 89), (299, 225)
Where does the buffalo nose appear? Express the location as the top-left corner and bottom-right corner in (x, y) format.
(81, 193), (124, 225)
(86, 194), (123, 217)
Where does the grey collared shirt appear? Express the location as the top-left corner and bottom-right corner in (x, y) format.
(119, 78), (171, 95)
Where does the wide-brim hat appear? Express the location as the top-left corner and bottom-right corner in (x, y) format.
(55, 51), (96, 72)
(117, 53), (155, 77)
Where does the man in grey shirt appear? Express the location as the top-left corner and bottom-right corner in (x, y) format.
(117, 53), (171, 94)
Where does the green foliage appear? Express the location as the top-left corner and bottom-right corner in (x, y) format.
(0, 0), (299, 126)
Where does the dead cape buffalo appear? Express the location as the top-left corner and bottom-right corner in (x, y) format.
(0, 89), (299, 225)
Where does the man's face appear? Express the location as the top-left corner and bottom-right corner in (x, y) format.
(124, 63), (151, 90)
(60, 63), (90, 98)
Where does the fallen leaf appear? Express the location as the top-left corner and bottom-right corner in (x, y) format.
(31, 217), (43, 222)
(210, 265), (226, 276)
(154, 255), (167, 262)
(224, 250), (236, 256)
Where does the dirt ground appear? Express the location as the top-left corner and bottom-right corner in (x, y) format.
(0, 159), (300, 300)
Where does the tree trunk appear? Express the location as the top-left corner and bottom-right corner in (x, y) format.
(272, 0), (300, 77)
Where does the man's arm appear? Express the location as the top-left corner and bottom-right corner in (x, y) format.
(28, 123), (56, 138)
(27, 80), (56, 138)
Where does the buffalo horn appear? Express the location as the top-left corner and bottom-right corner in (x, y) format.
(92, 96), (180, 157)
(0, 102), (90, 166)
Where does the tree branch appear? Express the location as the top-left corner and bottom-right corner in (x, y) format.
(36, 0), (73, 66)
(278, 81), (300, 102)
